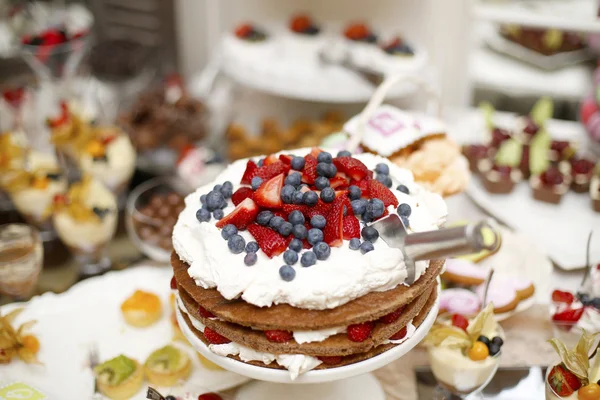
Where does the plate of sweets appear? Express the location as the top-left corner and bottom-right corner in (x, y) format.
(462, 98), (600, 269)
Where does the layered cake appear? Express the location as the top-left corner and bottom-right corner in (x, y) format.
(171, 147), (446, 379)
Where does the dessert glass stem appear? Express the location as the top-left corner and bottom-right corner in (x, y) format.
(74, 249), (111, 278)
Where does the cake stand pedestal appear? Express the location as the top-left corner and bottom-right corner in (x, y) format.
(175, 286), (439, 400)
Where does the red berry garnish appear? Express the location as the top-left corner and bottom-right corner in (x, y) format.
(491, 128), (510, 147)
(235, 24), (253, 39)
(301, 154), (318, 184)
(389, 327), (408, 341)
(247, 223), (291, 258)
(347, 321), (375, 342)
(2, 87), (25, 109)
(344, 23), (370, 41)
(198, 393), (223, 400)
(198, 305), (215, 319)
(263, 154), (279, 165)
(342, 215), (361, 240)
(464, 144), (489, 159)
(170, 276), (177, 290)
(451, 314), (469, 331)
(254, 173), (284, 208)
(491, 164), (512, 177)
(322, 194), (346, 247)
(333, 156), (370, 181)
(547, 364), (582, 397)
(571, 159), (594, 175)
(240, 160), (258, 184)
(264, 330), (293, 343)
(551, 140), (570, 153)
(215, 198), (259, 230)
(231, 187), (254, 206)
(552, 308), (584, 324)
(290, 14), (312, 33)
(367, 178), (399, 208)
(551, 290), (575, 305)
(252, 161), (291, 183)
(523, 118), (539, 135)
(379, 306), (406, 324)
(318, 355), (343, 365)
(540, 167), (564, 186)
(203, 327), (231, 344)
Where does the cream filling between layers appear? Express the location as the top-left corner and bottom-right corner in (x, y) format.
(173, 149), (447, 310)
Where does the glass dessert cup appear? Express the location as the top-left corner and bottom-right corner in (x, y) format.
(0, 223), (43, 300)
(126, 177), (188, 263)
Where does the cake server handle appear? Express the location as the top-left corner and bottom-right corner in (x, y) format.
(403, 220), (500, 261)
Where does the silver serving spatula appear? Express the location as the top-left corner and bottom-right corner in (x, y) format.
(371, 214), (500, 284)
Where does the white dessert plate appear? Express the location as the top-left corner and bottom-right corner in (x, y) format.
(0, 266), (249, 399)
(176, 284), (439, 385)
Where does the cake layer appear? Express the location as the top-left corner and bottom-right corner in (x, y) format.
(172, 252), (443, 330)
(179, 285), (437, 371)
(178, 280), (436, 357)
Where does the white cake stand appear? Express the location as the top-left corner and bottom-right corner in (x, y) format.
(175, 286), (439, 400)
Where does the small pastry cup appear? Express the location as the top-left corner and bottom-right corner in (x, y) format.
(97, 359), (143, 400)
(478, 159), (522, 194)
(529, 163), (572, 205)
(571, 170), (593, 193)
(462, 145), (493, 172)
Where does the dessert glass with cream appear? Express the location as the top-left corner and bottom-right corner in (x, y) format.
(52, 176), (117, 276)
(425, 304), (503, 399)
(0, 223), (43, 299)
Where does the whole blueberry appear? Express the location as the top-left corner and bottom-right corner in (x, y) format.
(592, 298), (600, 310)
(227, 234), (246, 254)
(200, 194), (207, 205)
(165, 396), (177, 400)
(220, 185), (233, 199)
(375, 163), (390, 175)
(279, 265), (296, 281)
(362, 226), (379, 243)
(360, 241), (375, 254)
(368, 199), (385, 218)
(213, 184), (222, 192)
(307, 228), (324, 245)
(351, 199), (367, 216)
(303, 191), (319, 206)
(396, 184), (410, 194)
(491, 336), (504, 347)
(213, 209), (224, 220)
(269, 216), (285, 230)
(279, 222), (293, 236)
(289, 238), (303, 252)
(245, 241), (259, 253)
(317, 151), (333, 164)
(283, 249), (299, 265)
(376, 174), (392, 188)
(401, 215), (410, 228)
(291, 156), (305, 170)
(257, 158), (265, 167)
(348, 185), (362, 200)
(280, 185), (296, 204)
(579, 292), (592, 306)
(293, 190), (305, 204)
(320, 187), (335, 203)
(301, 251), (317, 267)
(326, 163), (337, 178)
(349, 238), (361, 250)
(489, 343), (501, 357)
(313, 242), (331, 260)
(292, 224), (308, 239)
(206, 191), (224, 211)
(288, 210), (305, 226)
(251, 176), (263, 191)
(221, 224), (238, 240)
(397, 203), (412, 217)
(316, 162), (330, 177)
(257, 210), (274, 226)
(337, 150), (352, 157)
(315, 176), (330, 190)
(362, 212), (374, 223)
(222, 181), (233, 191)
(285, 172), (302, 187)
(244, 252), (257, 266)
(310, 215), (326, 229)
(196, 208), (211, 222)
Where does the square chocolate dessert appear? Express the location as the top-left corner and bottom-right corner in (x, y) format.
(530, 164), (572, 204)
(478, 159), (522, 194)
(570, 158), (596, 193)
(462, 144), (493, 172)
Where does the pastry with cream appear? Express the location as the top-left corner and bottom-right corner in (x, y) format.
(144, 344), (192, 387)
(171, 147), (447, 379)
(94, 354), (143, 400)
(120, 290), (163, 328)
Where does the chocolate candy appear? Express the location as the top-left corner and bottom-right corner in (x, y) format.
(133, 192), (185, 251)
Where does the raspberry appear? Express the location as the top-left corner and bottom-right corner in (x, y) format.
(318, 355), (343, 365)
(451, 314), (469, 331)
(264, 330), (293, 343)
(379, 306), (405, 324)
(198, 305), (215, 319)
(389, 327), (407, 341)
(203, 327), (231, 344)
(551, 290), (574, 305)
(170, 276), (176, 290)
(347, 321), (374, 342)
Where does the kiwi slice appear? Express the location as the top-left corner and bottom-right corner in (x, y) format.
(479, 101), (495, 131)
(529, 130), (551, 176)
(94, 355), (136, 385)
(146, 345), (181, 370)
(494, 138), (522, 167)
(530, 97), (554, 127)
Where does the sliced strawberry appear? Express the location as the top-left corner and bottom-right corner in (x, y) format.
(333, 157), (369, 181)
(547, 364), (581, 397)
(272, 210), (287, 219)
(368, 179), (399, 208)
(264, 154), (279, 165)
(551, 290), (574, 305)
(254, 173), (284, 208)
(330, 173), (350, 189)
(310, 147), (323, 158)
(552, 308), (584, 324)
(389, 327), (408, 341)
(170, 276), (176, 290)
(264, 330), (293, 343)
(231, 187), (254, 206)
(451, 314), (469, 331)
(240, 160), (258, 184)
(353, 177), (371, 196)
(318, 356), (344, 365)
(347, 321), (374, 342)
(279, 154), (293, 165)
(198, 305), (215, 319)
(379, 306), (406, 324)
(215, 198), (259, 230)
(247, 223), (291, 258)
(235, 23), (253, 39)
(323, 195), (347, 247)
(342, 215), (360, 240)
(253, 161), (290, 181)
(204, 327), (231, 344)
(283, 199), (335, 220)
(302, 154), (318, 184)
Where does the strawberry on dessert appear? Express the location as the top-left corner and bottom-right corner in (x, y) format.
(462, 144), (492, 172)
(382, 36), (415, 56)
(234, 23), (267, 41)
(343, 22), (377, 43)
(530, 164), (572, 204)
(289, 14), (320, 35)
(570, 158), (595, 193)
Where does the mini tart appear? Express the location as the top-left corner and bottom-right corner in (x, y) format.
(478, 159), (522, 194)
(570, 159), (596, 193)
(591, 175), (600, 213)
(548, 140), (577, 162)
(144, 345), (192, 387)
(529, 163), (572, 205)
(120, 290), (163, 328)
(461, 144), (493, 172)
(95, 356), (143, 400)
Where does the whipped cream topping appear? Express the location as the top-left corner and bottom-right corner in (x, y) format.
(173, 149), (447, 310)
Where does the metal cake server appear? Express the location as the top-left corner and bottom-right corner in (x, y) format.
(371, 214), (500, 284)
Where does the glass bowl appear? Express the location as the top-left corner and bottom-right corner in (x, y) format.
(126, 177), (190, 262)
